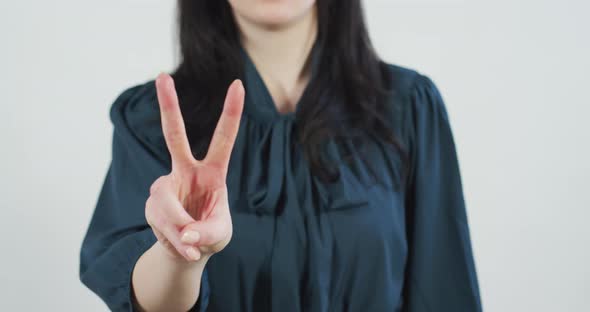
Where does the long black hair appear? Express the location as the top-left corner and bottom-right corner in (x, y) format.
(171, 0), (407, 186)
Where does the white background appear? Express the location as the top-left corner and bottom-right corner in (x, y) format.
(1, 0), (588, 311)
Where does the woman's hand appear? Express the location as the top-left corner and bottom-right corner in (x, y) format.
(145, 73), (244, 263)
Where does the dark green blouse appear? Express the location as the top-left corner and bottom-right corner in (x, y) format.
(79, 48), (482, 311)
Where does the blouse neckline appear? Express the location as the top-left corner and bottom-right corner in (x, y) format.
(239, 40), (321, 123)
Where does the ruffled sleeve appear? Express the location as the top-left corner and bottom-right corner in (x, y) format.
(78, 81), (210, 312)
(401, 74), (482, 311)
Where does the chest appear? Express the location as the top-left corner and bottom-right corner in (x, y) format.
(222, 136), (407, 266)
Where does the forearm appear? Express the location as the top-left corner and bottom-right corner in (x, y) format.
(131, 242), (208, 312)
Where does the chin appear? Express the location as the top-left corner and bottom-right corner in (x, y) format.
(229, 0), (316, 28)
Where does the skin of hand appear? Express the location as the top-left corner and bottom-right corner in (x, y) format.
(131, 74), (244, 312)
(146, 72), (245, 262)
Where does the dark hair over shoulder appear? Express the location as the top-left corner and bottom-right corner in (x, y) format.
(171, 0), (407, 186)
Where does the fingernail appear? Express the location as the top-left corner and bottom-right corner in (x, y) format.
(186, 247), (201, 261)
(181, 231), (200, 244)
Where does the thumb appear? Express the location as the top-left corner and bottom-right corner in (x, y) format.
(180, 217), (232, 254)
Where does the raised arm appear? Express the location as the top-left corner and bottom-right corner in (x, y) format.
(131, 73), (244, 311)
(79, 73), (244, 312)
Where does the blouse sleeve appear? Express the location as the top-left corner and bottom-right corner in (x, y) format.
(78, 81), (210, 312)
(401, 74), (482, 311)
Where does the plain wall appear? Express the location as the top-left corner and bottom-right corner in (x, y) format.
(1, 0), (588, 310)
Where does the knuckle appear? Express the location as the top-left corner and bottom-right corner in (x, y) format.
(183, 223), (197, 233)
(145, 197), (155, 225)
(149, 182), (159, 196)
(145, 195), (154, 211)
(167, 128), (184, 143)
(145, 196), (167, 230)
(218, 129), (232, 145)
(150, 175), (169, 195)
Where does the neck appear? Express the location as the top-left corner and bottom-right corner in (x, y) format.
(233, 7), (318, 111)
(236, 8), (318, 77)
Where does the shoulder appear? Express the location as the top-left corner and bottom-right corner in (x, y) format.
(109, 79), (158, 125)
(380, 61), (443, 106)
(381, 62), (421, 95)
(379, 61), (450, 142)
(107, 78), (167, 153)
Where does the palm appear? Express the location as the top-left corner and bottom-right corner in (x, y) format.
(178, 163), (232, 254)
(151, 73), (244, 260)
(181, 165), (226, 222)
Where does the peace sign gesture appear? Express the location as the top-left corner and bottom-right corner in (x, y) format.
(145, 73), (244, 262)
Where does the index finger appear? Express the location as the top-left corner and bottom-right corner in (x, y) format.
(204, 79), (245, 173)
(155, 73), (195, 170)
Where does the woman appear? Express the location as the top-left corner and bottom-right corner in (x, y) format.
(79, 0), (482, 311)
